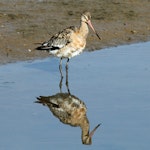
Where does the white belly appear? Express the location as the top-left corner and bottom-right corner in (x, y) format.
(49, 47), (84, 59)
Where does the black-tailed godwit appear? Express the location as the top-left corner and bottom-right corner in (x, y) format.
(36, 12), (101, 79)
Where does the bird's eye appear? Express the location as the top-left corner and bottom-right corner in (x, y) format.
(83, 15), (88, 21)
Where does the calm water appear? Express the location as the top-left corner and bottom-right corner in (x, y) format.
(0, 42), (150, 150)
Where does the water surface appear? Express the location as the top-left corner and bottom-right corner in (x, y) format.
(0, 42), (150, 150)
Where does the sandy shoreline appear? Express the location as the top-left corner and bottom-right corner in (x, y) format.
(0, 0), (150, 65)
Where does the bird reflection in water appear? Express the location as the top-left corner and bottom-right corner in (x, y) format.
(59, 54), (70, 94)
(36, 93), (100, 145)
(35, 61), (100, 145)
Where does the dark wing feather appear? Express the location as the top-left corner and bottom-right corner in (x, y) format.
(36, 26), (76, 51)
(36, 96), (70, 122)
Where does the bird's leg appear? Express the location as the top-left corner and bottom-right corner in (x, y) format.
(66, 58), (70, 94)
(59, 58), (63, 92)
(59, 57), (63, 78)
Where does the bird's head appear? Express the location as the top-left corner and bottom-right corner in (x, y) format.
(81, 12), (101, 40)
(81, 12), (92, 23)
(82, 124), (101, 145)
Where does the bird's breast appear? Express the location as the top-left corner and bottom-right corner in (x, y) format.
(49, 32), (86, 58)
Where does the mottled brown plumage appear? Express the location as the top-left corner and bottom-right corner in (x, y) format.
(36, 11), (101, 65)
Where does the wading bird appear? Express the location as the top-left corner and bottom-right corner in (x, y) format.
(36, 12), (101, 81)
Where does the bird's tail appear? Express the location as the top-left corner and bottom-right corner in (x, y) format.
(35, 96), (59, 108)
(35, 42), (50, 51)
(35, 96), (50, 106)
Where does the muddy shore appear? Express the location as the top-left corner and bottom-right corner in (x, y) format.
(0, 0), (150, 64)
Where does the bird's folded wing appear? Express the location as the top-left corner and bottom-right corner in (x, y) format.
(47, 26), (76, 51)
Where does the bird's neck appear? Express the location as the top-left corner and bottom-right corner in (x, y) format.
(80, 117), (90, 142)
(79, 21), (89, 39)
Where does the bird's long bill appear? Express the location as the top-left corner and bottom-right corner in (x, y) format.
(89, 124), (101, 138)
(87, 20), (101, 40)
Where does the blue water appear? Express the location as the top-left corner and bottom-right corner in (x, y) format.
(0, 42), (150, 150)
